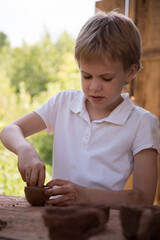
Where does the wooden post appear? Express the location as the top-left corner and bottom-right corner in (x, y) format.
(95, 0), (160, 203)
(133, 0), (160, 203)
(95, 0), (125, 13)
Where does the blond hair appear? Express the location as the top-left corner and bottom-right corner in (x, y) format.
(75, 10), (142, 71)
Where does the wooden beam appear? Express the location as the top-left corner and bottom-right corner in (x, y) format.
(95, 0), (125, 13)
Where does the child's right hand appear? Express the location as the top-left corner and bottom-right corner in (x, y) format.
(0, 112), (47, 188)
(17, 144), (45, 187)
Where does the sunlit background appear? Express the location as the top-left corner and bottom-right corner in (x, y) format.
(0, 0), (96, 47)
(0, 0), (97, 196)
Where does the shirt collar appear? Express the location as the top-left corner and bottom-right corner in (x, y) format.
(69, 91), (86, 114)
(69, 92), (135, 125)
(101, 93), (135, 125)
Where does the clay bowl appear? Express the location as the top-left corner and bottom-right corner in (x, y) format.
(24, 185), (50, 206)
(120, 205), (160, 240)
(42, 205), (110, 240)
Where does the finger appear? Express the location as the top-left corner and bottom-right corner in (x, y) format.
(46, 193), (75, 205)
(45, 186), (71, 196)
(29, 168), (39, 186)
(37, 167), (45, 188)
(19, 170), (26, 182)
(26, 169), (31, 186)
(46, 179), (69, 187)
(17, 162), (26, 182)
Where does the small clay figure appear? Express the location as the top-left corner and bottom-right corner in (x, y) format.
(120, 205), (160, 240)
(24, 185), (50, 206)
(42, 205), (110, 240)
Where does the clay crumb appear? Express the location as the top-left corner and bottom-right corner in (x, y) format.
(0, 220), (7, 231)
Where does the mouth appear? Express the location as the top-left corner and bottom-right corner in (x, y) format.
(90, 95), (105, 102)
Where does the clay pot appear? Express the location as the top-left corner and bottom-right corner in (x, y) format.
(24, 186), (50, 206)
(42, 205), (110, 240)
(120, 205), (160, 240)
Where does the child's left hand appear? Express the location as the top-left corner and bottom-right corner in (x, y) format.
(45, 179), (88, 206)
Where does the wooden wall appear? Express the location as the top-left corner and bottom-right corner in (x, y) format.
(95, 0), (160, 203)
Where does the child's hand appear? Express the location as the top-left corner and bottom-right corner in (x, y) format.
(45, 179), (88, 206)
(17, 144), (45, 187)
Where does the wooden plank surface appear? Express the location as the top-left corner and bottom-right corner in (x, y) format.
(0, 195), (125, 240)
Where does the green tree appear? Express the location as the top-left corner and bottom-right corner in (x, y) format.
(10, 44), (51, 98)
(55, 31), (75, 54)
(0, 32), (9, 49)
(9, 31), (78, 98)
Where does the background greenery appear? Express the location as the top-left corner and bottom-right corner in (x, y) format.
(0, 31), (81, 196)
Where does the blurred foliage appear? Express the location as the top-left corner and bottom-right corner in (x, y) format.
(0, 32), (10, 49)
(0, 31), (81, 196)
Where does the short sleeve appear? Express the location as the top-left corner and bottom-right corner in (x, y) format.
(33, 90), (79, 135)
(131, 112), (159, 155)
(34, 93), (61, 134)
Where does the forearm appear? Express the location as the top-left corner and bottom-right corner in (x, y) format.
(85, 187), (147, 209)
(45, 179), (149, 208)
(85, 150), (158, 208)
(0, 124), (31, 155)
(0, 118), (46, 187)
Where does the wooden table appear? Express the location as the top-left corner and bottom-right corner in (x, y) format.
(0, 195), (125, 240)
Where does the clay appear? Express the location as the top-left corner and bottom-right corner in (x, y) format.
(42, 205), (110, 240)
(120, 205), (160, 240)
(24, 186), (50, 206)
(0, 219), (7, 231)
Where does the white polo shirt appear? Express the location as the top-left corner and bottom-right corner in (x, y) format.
(34, 90), (159, 190)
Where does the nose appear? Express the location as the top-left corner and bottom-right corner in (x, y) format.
(89, 78), (102, 91)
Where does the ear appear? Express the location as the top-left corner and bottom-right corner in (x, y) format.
(125, 64), (138, 84)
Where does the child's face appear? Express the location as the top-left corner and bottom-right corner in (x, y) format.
(80, 57), (137, 119)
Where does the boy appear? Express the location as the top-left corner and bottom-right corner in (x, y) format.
(0, 11), (159, 208)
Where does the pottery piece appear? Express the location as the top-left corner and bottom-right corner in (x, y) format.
(120, 205), (160, 240)
(24, 185), (50, 206)
(42, 205), (109, 240)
